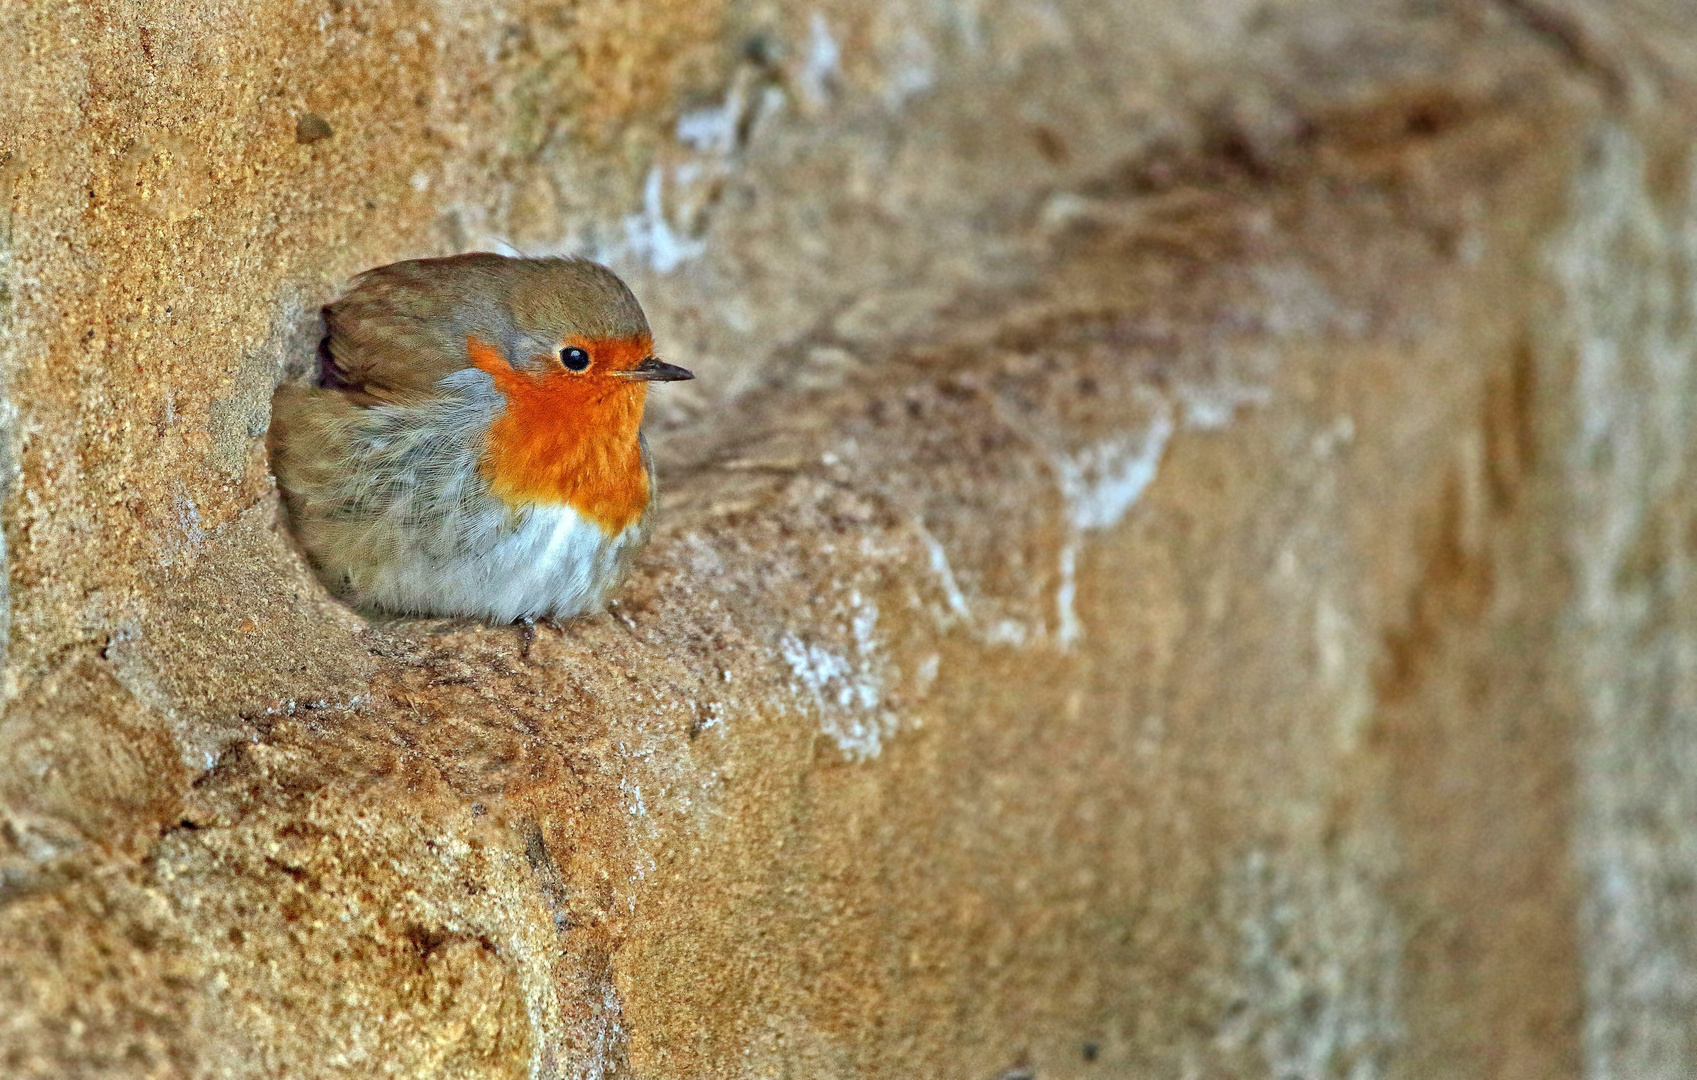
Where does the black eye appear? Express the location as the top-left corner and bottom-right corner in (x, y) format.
(560, 347), (591, 371)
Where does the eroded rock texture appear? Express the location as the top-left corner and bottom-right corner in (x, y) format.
(2, 0), (1695, 1077)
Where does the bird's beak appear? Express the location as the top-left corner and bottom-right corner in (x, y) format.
(617, 357), (695, 382)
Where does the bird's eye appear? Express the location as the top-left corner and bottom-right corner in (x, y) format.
(560, 347), (591, 371)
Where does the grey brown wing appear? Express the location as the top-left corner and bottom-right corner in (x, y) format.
(315, 331), (387, 407)
(318, 254), (513, 405)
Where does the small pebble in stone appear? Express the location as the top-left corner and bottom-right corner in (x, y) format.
(295, 113), (333, 144)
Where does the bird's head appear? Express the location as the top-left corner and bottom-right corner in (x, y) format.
(476, 257), (693, 391)
(427, 255), (690, 529)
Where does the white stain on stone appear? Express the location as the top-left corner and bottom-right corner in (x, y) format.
(1314, 596), (1350, 686)
(156, 488), (208, 569)
(914, 653), (939, 695)
(1251, 262), (1348, 338)
(620, 775), (648, 820)
(780, 590), (895, 760)
(676, 86), (746, 156)
(915, 521), (971, 624)
(1548, 124), (1697, 1080)
(617, 69), (788, 275)
(622, 166), (708, 275)
(984, 618), (1029, 647)
(882, 24), (937, 109)
(580, 981), (626, 1080)
(798, 12), (841, 108)
(1052, 402), (1175, 645)
(481, 846), (571, 1080)
(1179, 381), (1271, 431)
(0, 397), (16, 694)
(1212, 848), (1404, 1079)
(1053, 542), (1084, 647)
(1055, 405), (1175, 532)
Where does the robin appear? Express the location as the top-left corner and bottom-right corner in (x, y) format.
(271, 253), (694, 628)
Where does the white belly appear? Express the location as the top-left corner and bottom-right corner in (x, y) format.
(349, 501), (647, 623)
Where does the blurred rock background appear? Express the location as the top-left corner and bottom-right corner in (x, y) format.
(1, 0), (1695, 1076)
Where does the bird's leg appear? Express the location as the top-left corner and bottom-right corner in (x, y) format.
(515, 615), (537, 659)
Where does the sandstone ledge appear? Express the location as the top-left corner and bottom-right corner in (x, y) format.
(3, 2), (1696, 1077)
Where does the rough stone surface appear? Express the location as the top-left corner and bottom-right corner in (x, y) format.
(2, 1), (1695, 1077)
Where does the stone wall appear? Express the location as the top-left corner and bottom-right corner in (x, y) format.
(2, 1), (1695, 1077)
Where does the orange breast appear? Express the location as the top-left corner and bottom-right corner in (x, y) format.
(468, 338), (651, 535)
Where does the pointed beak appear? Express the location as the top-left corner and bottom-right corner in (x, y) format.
(617, 357), (695, 382)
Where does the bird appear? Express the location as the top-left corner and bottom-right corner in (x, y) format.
(270, 252), (694, 629)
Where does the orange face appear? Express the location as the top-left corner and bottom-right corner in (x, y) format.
(467, 335), (663, 535)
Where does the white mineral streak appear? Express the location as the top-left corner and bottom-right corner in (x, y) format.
(0, 396), (13, 700)
(922, 374), (1266, 654)
(1056, 406), (1176, 531)
(485, 828), (634, 1080)
(622, 165), (708, 275)
(881, 24), (937, 109)
(488, 846), (572, 1080)
(580, 981), (627, 1080)
(1212, 849), (1403, 1079)
(158, 488), (207, 567)
(1053, 400), (1175, 645)
(798, 12), (842, 108)
(915, 521), (972, 624)
(781, 590), (896, 760)
(0, 202), (14, 696)
(1178, 380), (1271, 430)
(1551, 124), (1697, 1080)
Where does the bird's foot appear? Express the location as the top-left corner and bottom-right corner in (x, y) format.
(516, 616), (537, 659)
